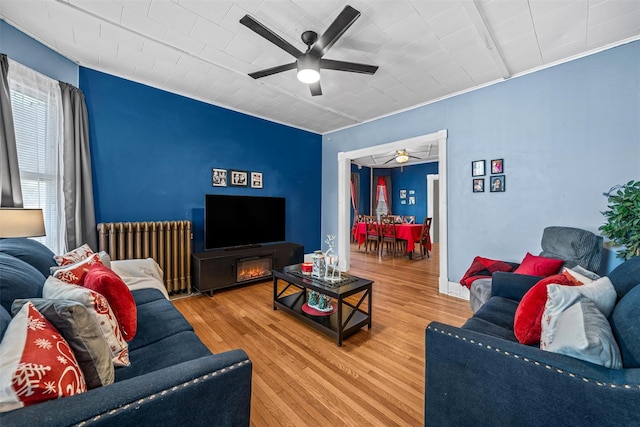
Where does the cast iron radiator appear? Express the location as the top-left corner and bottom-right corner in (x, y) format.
(97, 221), (192, 294)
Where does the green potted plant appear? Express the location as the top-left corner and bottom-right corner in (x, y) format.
(599, 180), (640, 260)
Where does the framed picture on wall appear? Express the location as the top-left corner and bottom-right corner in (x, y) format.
(472, 160), (485, 177)
(473, 178), (484, 193)
(491, 159), (504, 174)
(230, 170), (248, 187)
(408, 196), (416, 205)
(490, 175), (505, 192)
(212, 168), (227, 187)
(251, 172), (263, 189)
(400, 190), (406, 199)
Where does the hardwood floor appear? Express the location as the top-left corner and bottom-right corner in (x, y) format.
(173, 243), (472, 426)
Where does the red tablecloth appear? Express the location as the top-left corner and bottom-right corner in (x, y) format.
(355, 222), (430, 254)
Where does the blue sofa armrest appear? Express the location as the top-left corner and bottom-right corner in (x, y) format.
(0, 350), (252, 427)
(425, 322), (640, 426)
(490, 271), (542, 301)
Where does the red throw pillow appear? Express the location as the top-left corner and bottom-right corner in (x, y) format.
(83, 262), (137, 341)
(514, 272), (582, 345)
(513, 252), (564, 276)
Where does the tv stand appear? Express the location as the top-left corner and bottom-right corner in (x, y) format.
(223, 244), (262, 251)
(192, 242), (303, 296)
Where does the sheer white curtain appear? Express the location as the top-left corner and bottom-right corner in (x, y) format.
(8, 59), (65, 253)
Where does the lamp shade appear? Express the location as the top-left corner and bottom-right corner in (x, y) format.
(0, 208), (46, 238)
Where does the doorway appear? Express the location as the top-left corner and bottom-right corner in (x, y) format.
(337, 129), (449, 294)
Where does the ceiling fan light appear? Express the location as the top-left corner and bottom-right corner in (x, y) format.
(297, 55), (320, 84)
(396, 154), (409, 163)
(297, 68), (320, 84)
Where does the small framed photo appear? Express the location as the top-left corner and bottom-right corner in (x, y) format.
(230, 170), (248, 187)
(491, 159), (504, 174)
(399, 189), (406, 199)
(472, 160), (485, 177)
(490, 175), (505, 192)
(251, 172), (263, 189)
(408, 196), (416, 205)
(473, 178), (484, 193)
(212, 168), (227, 187)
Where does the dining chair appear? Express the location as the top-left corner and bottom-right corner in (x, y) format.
(416, 217), (433, 259)
(402, 215), (416, 224)
(380, 215), (401, 257)
(364, 216), (381, 254)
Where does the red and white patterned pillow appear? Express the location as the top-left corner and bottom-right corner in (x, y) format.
(53, 253), (101, 285)
(54, 244), (95, 266)
(43, 277), (130, 367)
(0, 302), (87, 413)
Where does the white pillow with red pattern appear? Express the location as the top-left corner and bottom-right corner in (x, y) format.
(0, 302), (87, 412)
(54, 244), (95, 266)
(52, 253), (101, 285)
(42, 277), (130, 367)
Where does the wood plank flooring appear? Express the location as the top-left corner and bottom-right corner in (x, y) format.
(173, 244), (472, 426)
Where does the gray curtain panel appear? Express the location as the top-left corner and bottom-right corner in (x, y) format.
(0, 54), (23, 207)
(59, 82), (97, 250)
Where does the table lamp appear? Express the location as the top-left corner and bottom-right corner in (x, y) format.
(0, 208), (46, 238)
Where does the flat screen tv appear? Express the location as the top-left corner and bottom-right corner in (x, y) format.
(204, 194), (286, 250)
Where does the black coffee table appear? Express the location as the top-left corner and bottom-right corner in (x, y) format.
(272, 264), (373, 346)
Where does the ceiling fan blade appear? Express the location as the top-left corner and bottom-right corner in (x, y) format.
(320, 59), (378, 75)
(382, 157), (395, 165)
(310, 5), (360, 57)
(309, 81), (322, 96)
(408, 155), (423, 159)
(248, 62), (297, 79)
(240, 15), (303, 58)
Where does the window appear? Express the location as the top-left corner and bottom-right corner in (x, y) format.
(8, 59), (63, 253)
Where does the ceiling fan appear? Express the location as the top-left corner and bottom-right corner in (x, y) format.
(239, 5), (379, 96)
(384, 150), (423, 165)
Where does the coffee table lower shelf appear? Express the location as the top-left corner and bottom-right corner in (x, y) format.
(275, 291), (370, 344)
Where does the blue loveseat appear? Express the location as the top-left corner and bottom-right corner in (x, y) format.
(426, 256), (640, 426)
(0, 238), (252, 426)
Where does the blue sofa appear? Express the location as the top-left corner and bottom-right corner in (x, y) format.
(0, 238), (252, 426)
(426, 256), (640, 426)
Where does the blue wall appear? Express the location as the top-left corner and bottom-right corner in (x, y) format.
(390, 162), (439, 220)
(2, 20), (322, 253)
(80, 68), (322, 253)
(0, 20), (77, 85)
(323, 40), (640, 281)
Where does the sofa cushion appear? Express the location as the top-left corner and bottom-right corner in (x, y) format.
(540, 297), (622, 368)
(610, 283), (640, 368)
(608, 255), (640, 300)
(463, 296), (519, 341)
(0, 238), (57, 277)
(115, 331), (212, 382)
(83, 262), (137, 341)
(514, 272), (581, 345)
(0, 302), (86, 412)
(0, 253), (45, 313)
(11, 298), (114, 389)
(0, 306), (10, 342)
(513, 252), (564, 276)
(127, 297), (194, 352)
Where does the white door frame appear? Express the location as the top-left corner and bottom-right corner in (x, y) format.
(337, 129), (449, 293)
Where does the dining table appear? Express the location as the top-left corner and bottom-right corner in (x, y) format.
(354, 221), (431, 259)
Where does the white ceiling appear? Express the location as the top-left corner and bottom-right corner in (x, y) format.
(1, 0), (639, 140)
